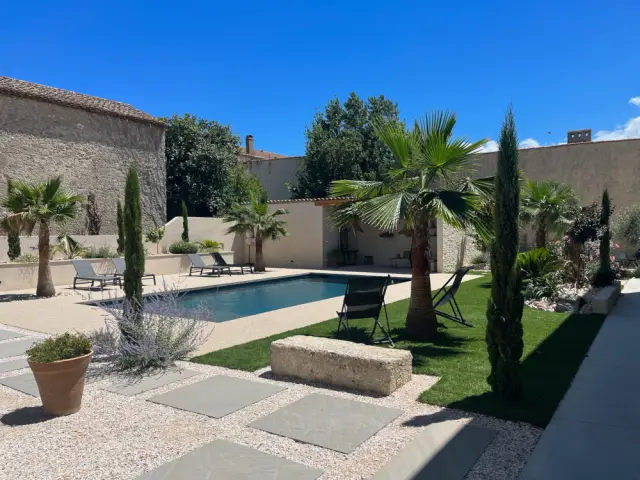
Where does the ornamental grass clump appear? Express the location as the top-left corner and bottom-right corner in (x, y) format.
(89, 285), (211, 374)
(27, 333), (92, 363)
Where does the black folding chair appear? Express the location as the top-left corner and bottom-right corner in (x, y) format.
(432, 267), (473, 327)
(336, 275), (394, 346)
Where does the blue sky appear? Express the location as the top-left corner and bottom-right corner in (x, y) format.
(2, 0), (639, 156)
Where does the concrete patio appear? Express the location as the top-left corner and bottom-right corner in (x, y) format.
(519, 278), (640, 479)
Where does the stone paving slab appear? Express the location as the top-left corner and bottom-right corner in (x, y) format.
(0, 338), (37, 359)
(101, 369), (200, 396)
(137, 439), (323, 479)
(371, 420), (496, 480)
(0, 358), (29, 374)
(0, 369), (99, 397)
(0, 330), (24, 342)
(148, 375), (285, 418)
(0, 372), (40, 396)
(250, 393), (403, 454)
(519, 418), (640, 480)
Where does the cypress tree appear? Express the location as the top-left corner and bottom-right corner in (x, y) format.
(181, 200), (189, 242)
(116, 200), (125, 255)
(123, 167), (144, 323)
(594, 189), (614, 286)
(7, 232), (21, 261)
(486, 105), (524, 400)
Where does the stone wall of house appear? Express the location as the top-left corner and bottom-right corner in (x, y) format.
(243, 156), (303, 200)
(440, 222), (483, 272)
(475, 139), (640, 210)
(0, 94), (166, 234)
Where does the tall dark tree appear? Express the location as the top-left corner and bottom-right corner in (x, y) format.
(594, 189), (614, 286)
(163, 113), (261, 217)
(84, 192), (102, 235)
(116, 200), (125, 255)
(291, 93), (402, 199)
(7, 231), (20, 261)
(486, 105), (524, 400)
(181, 200), (189, 242)
(123, 167), (144, 322)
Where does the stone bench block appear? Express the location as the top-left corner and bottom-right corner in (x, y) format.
(270, 335), (412, 395)
(592, 283), (622, 315)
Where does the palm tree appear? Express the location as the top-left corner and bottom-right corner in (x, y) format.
(521, 179), (579, 248)
(223, 194), (289, 272)
(330, 112), (490, 341)
(2, 178), (82, 297)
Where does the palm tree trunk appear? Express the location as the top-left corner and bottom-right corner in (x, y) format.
(535, 221), (546, 248)
(36, 220), (56, 297)
(406, 232), (438, 340)
(254, 238), (265, 272)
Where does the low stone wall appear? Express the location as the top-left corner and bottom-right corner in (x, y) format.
(270, 335), (413, 395)
(0, 251), (234, 292)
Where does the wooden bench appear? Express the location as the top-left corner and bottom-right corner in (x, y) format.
(270, 335), (412, 395)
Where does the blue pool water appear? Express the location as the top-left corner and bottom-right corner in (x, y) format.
(174, 274), (407, 323)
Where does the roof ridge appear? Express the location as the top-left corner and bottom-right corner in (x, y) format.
(0, 76), (165, 127)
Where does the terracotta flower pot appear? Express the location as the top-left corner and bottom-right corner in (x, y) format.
(28, 351), (92, 416)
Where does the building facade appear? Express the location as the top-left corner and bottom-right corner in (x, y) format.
(0, 76), (167, 234)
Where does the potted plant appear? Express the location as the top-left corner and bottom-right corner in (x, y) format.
(26, 333), (93, 416)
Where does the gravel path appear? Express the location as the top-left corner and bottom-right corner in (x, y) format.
(0, 324), (541, 480)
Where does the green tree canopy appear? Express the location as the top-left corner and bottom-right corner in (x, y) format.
(163, 114), (266, 218)
(291, 93), (403, 199)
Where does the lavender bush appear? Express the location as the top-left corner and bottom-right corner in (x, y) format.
(89, 284), (211, 374)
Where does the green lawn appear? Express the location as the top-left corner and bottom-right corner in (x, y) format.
(192, 276), (604, 427)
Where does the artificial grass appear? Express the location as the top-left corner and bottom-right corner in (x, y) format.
(191, 276), (605, 427)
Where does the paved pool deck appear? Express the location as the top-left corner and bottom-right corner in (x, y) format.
(0, 268), (477, 355)
(519, 278), (640, 479)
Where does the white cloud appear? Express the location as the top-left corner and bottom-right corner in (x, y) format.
(593, 116), (640, 141)
(478, 97), (640, 151)
(519, 138), (541, 149)
(477, 140), (499, 153)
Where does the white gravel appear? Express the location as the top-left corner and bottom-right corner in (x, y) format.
(0, 325), (541, 480)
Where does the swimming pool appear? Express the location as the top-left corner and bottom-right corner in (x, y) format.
(165, 274), (407, 322)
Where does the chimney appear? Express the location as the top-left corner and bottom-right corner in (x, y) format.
(245, 134), (254, 154)
(567, 129), (592, 144)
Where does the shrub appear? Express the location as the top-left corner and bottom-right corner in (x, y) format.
(197, 240), (224, 252)
(14, 253), (38, 263)
(89, 287), (210, 373)
(612, 204), (640, 247)
(82, 245), (117, 259)
(168, 240), (199, 254)
(471, 252), (488, 265)
(524, 271), (562, 300)
(27, 332), (92, 363)
(634, 266), (640, 279)
(517, 248), (557, 280)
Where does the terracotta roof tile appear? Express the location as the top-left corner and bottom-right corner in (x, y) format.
(0, 76), (165, 127)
